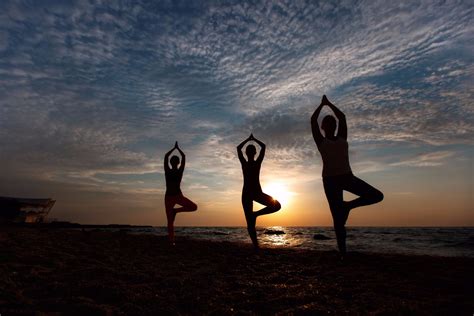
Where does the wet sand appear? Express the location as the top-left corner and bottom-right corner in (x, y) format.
(0, 226), (473, 315)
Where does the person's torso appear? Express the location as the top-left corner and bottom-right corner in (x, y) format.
(165, 169), (183, 196)
(318, 137), (352, 177)
(241, 161), (262, 192)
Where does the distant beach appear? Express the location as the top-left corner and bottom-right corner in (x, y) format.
(1, 225), (473, 315)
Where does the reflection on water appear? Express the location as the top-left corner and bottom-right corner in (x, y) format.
(259, 226), (301, 248)
(263, 232), (287, 246)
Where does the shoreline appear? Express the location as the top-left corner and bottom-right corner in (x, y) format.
(5, 223), (473, 258)
(1, 226), (473, 315)
(24, 222), (474, 228)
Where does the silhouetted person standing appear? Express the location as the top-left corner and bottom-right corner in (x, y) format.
(237, 134), (281, 248)
(312, 95), (383, 257)
(164, 142), (197, 244)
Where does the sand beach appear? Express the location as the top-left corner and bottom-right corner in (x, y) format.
(0, 226), (473, 315)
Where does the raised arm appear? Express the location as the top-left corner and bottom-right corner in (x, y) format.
(323, 95), (347, 140)
(251, 134), (266, 163)
(175, 141), (185, 171)
(163, 146), (174, 172)
(311, 100), (325, 146)
(237, 135), (251, 164)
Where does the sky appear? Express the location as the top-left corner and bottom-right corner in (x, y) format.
(0, 0), (472, 226)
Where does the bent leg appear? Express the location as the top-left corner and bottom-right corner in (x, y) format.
(253, 192), (281, 217)
(323, 178), (346, 255)
(242, 195), (258, 248)
(174, 195), (198, 213)
(344, 175), (383, 211)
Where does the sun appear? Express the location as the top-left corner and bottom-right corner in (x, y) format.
(263, 182), (293, 207)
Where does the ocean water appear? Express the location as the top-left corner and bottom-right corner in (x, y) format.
(121, 226), (474, 258)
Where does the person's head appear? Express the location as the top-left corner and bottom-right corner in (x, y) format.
(321, 115), (337, 137)
(170, 155), (180, 169)
(246, 144), (256, 160)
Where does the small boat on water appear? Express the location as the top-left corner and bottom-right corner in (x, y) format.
(0, 196), (56, 223)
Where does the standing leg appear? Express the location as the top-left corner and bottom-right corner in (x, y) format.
(323, 178), (346, 256)
(242, 195), (258, 249)
(253, 192), (281, 217)
(165, 196), (177, 244)
(344, 175), (383, 211)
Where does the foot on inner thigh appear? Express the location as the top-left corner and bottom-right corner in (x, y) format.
(342, 201), (351, 222)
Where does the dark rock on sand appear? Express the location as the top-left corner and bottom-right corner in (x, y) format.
(313, 234), (331, 240)
(263, 229), (285, 235)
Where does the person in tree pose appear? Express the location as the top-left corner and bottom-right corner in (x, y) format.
(311, 95), (383, 257)
(237, 134), (281, 248)
(164, 142), (197, 244)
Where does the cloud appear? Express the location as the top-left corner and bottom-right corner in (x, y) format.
(0, 0), (472, 223)
(390, 151), (455, 167)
